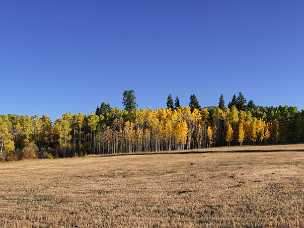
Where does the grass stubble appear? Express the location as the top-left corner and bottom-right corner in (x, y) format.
(0, 146), (303, 227)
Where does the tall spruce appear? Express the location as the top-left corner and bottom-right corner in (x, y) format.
(236, 92), (247, 110)
(189, 94), (201, 112)
(123, 90), (137, 112)
(247, 100), (256, 110)
(175, 96), (181, 109)
(228, 94), (237, 109)
(218, 94), (225, 109)
(166, 95), (174, 110)
(96, 102), (112, 116)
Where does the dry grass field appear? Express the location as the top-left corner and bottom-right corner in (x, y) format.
(0, 146), (304, 227)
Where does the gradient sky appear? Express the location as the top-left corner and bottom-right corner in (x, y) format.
(0, 0), (302, 119)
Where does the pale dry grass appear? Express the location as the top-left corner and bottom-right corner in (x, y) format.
(0, 146), (304, 227)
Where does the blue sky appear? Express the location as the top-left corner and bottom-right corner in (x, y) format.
(0, 0), (302, 119)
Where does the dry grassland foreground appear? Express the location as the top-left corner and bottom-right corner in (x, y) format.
(0, 150), (303, 227)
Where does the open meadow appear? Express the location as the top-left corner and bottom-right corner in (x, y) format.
(0, 145), (304, 227)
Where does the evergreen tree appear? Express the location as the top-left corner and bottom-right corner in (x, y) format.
(123, 90), (137, 112)
(218, 94), (225, 109)
(247, 100), (256, 110)
(166, 94), (174, 110)
(228, 94), (237, 109)
(189, 94), (201, 112)
(174, 96), (181, 109)
(96, 102), (112, 116)
(1, 91), (303, 160)
(236, 92), (247, 110)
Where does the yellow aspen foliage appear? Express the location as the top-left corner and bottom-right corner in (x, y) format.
(191, 109), (202, 124)
(135, 110), (146, 128)
(207, 126), (214, 147)
(149, 112), (161, 136)
(0, 117), (15, 160)
(256, 119), (266, 143)
(238, 122), (245, 146)
(2, 95), (302, 158)
(250, 119), (257, 144)
(54, 114), (73, 150)
(124, 121), (135, 143)
(229, 106), (239, 124)
(174, 121), (188, 146)
(75, 113), (85, 130)
(269, 120), (279, 143)
(87, 114), (99, 132)
(14, 116), (33, 147)
(225, 123), (233, 146)
(201, 108), (209, 122)
(244, 119), (251, 142)
(264, 125), (271, 142)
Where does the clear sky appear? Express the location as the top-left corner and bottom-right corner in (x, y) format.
(0, 0), (302, 119)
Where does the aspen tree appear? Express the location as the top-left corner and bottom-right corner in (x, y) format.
(201, 108), (209, 147)
(0, 116), (15, 160)
(87, 114), (99, 153)
(53, 114), (73, 156)
(238, 122), (245, 146)
(225, 123), (233, 146)
(207, 126), (214, 147)
(238, 111), (246, 146)
(33, 115), (52, 157)
(250, 118), (258, 144)
(212, 107), (224, 146)
(191, 109), (202, 149)
(174, 121), (188, 150)
(264, 124), (271, 143)
(270, 120), (280, 144)
(73, 113), (85, 155)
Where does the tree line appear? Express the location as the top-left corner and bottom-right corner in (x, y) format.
(0, 90), (303, 160)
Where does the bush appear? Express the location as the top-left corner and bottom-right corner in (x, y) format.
(18, 143), (39, 160)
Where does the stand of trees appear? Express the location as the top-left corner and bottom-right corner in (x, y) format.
(0, 91), (303, 160)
